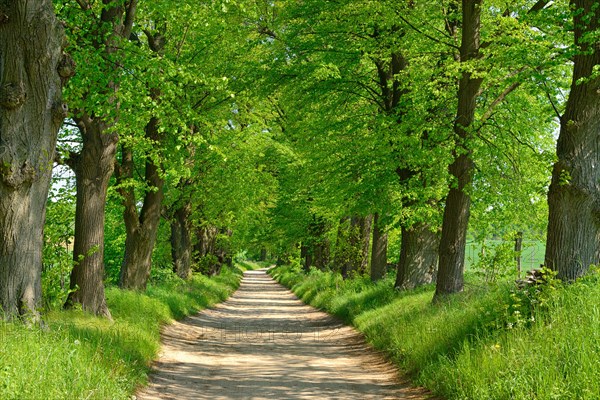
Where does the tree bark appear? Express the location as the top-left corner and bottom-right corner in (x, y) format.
(305, 215), (330, 270)
(545, 0), (600, 281)
(118, 26), (166, 290)
(395, 223), (440, 290)
(334, 217), (349, 276)
(301, 244), (311, 272)
(370, 214), (388, 282)
(340, 215), (372, 278)
(171, 202), (192, 279)
(67, 118), (117, 318)
(435, 0), (483, 300)
(195, 226), (218, 259)
(0, 1), (66, 319)
(117, 119), (165, 291)
(260, 248), (267, 261)
(194, 225), (223, 275)
(66, 0), (138, 316)
(215, 228), (233, 270)
(359, 215), (373, 274)
(376, 44), (441, 288)
(313, 238), (330, 270)
(304, 252), (313, 272)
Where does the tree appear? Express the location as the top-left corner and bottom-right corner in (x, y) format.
(435, 0), (484, 299)
(116, 25), (166, 291)
(62, 0), (138, 317)
(545, 0), (600, 280)
(335, 216), (372, 278)
(434, 0), (558, 299)
(0, 1), (68, 319)
(370, 213), (388, 281)
(169, 188), (193, 279)
(396, 224), (439, 290)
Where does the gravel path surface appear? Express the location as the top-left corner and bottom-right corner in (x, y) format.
(137, 269), (432, 400)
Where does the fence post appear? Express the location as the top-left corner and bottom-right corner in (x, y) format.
(514, 231), (523, 278)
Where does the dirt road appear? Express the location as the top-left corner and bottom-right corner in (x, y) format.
(137, 269), (431, 400)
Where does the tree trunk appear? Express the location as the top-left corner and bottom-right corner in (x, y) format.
(341, 215), (372, 278)
(0, 2), (66, 319)
(395, 223), (440, 290)
(66, 119), (116, 318)
(313, 238), (330, 270)
(304, 215), (330, 270)
(65, 0), (138, 316)
(194, 225), (222, 275)
(260, 248), (267, 261)
(304, 252), (313, 271)
(117, 119), (165, 291)
(370, 214), (388, 282)
(435, 0), (483, 300)
(545, 0), (600, 281)
(359, 215), (373, 274)
(301, 244), (311, 272)
(195, 226), (218, 259)
(171, 203), (192, 279)
(335, 217), (349, 276)
(215, 228), (233, 270)
(118, 25), (166, 290)
(118, 194), (163, 290)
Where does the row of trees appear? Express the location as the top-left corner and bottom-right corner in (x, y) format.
(1, 0), (278, 319)
(0, 0), (598, 319)
(256, 0), (599, 299)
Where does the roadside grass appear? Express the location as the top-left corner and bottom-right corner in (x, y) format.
(271, 265), (600, 400)
(0, 263), (251, 400)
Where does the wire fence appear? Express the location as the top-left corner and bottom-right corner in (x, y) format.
(464, 240), (545, 272)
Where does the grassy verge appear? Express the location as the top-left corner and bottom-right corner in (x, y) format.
(271, 265), (600, 399)
(0, 263), (255, 400)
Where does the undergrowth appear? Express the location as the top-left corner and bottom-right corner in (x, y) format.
(0, 263), (254, 400)
(271, 264), (600, 400)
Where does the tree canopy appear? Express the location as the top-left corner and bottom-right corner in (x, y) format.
(1, 0), (599, 318)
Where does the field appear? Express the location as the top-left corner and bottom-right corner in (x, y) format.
(464, 240), (546, 273)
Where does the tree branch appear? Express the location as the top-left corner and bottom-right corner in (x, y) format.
(396, 14), (460, 50)
(122, 0), (138, 39)
(480, 81), (522, 124)
(75, 0), (91, 11)
(176, 25), (190, 63)
(542, 80), (563, 120)
(528, 0), (552, 14)
(258, 25), (277, 39)
(54, 149), (79, 171)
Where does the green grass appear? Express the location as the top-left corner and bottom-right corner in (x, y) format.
(0, 264), (251, 400)
(271, 265), (600, 400)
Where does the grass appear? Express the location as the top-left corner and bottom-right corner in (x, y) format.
(0, 262), (256, 400)
(271, 264), (600, 400)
